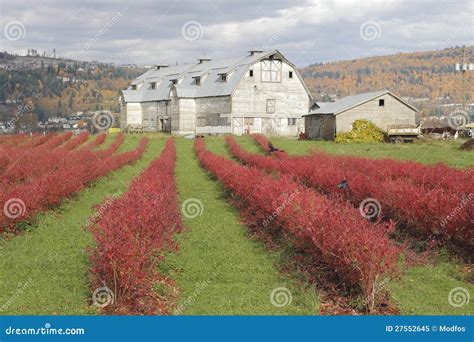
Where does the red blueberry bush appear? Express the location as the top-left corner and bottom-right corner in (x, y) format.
(252, 134), (289, 158)
(89, 138), (182, 314)
(0, 136), (149, 231)
(197, 137), (401, 310)
(226, 136), (474, 246)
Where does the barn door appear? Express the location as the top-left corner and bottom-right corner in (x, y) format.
(262, 118), (272, 135)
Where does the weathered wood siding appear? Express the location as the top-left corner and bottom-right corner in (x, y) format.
(125, 103), (142, 125)
(335, 94), (417, 133)
(169, 89), (180, 133)
(176, 98), (196, 135)
(156, 101), (170, 132)
(141, 102), (159, 132)
(305, 115), (336, 140)
(231, 60), (310, 136)
(195, 96), (232, 134)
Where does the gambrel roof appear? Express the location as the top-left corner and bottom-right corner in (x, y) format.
(122, 50), (312, 102)
(304, 90), (419, 116)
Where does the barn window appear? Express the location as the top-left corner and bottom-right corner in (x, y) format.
(220, 74), (227, 82)
(171, 79), (178, 85)
(131, 84), (137, 90)
(266, 99), (276, 114)
(261, 59), (282, 82)
(244, 117), (254, 126)
(379, 99), (385, 107)
(150, 82), (156, 89)
(289, 71), (293, 78)
(287, 118), (297, 126)
(195, 77), (201, 86)
(249, 70), (254, 77)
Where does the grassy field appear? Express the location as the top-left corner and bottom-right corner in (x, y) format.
(222, 136), (474, 315)
(0, 134), (167, 314)
(0, 134), (472, 315)
(165, 138), (318, 315)
(267, 137), (474, 168)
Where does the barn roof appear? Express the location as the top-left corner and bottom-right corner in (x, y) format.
(303, 90), (419, 116)
(122, 50), (310, 102)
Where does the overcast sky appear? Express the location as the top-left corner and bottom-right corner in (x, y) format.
(1, 0), (473, 67)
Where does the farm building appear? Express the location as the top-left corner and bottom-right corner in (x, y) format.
(303, 90), (419, 140)
(120, 50), (312, 135)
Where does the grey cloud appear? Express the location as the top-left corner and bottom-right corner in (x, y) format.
(1, 0), (472, 66)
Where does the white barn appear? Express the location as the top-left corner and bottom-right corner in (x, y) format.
(120, 50), (312, 136)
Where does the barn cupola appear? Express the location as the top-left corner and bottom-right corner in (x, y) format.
(248, 49), (264, 56)
(197, 58), (212, 64)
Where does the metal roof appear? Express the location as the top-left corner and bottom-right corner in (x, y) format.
(303, 90), (419, 116)
(122, 50), (300, 102)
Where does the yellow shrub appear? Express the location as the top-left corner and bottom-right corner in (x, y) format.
(335, 120), (385, 143)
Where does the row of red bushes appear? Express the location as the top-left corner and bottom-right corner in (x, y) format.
(0, 137), (149, 230)
(0, 132), (73, 176)
(1, 132), (106, 191)
(228, 136), (473, 245)
(252, 134), (288, 158)
(95, 133), (125, 159)
(252, 133), (473, 197)
(85, 132), (107, 149)
(59, 131), (90, 151)
(196, 137), (401, 310)
(89, 138), (182, 314)
(0, 134), (30, 147)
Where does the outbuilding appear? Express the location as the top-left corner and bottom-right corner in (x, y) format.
(303, 90), (419, 140)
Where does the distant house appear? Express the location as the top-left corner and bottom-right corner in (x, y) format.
(120, 50), (312, 136)
(303, 90), (419, 140)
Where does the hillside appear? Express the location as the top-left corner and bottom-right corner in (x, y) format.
(301, 46), (474, 116)
(0, 52), (145, 122)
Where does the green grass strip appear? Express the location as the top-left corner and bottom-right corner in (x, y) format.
(0, 134), (166, 315)
(166, 138), (318, 315)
